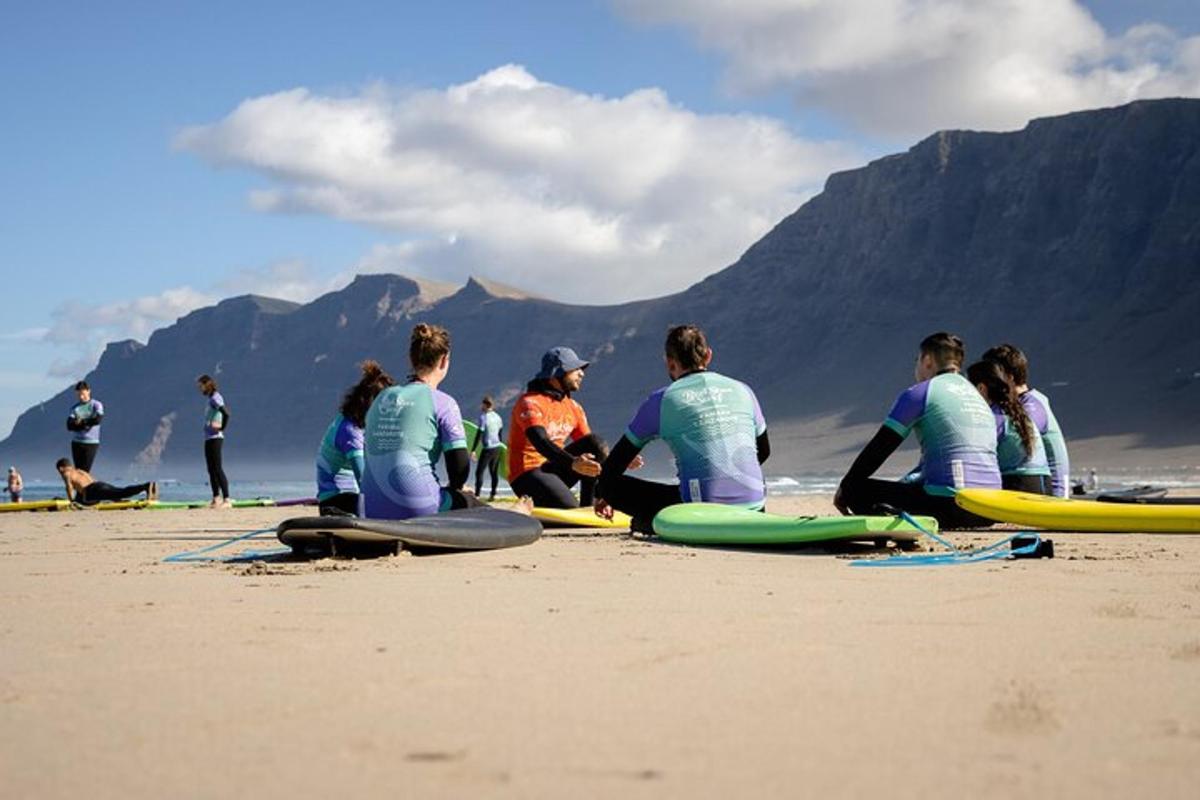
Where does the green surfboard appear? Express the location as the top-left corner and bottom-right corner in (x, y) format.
(652, 503), (934, 546)
(462, 419), (509, 480)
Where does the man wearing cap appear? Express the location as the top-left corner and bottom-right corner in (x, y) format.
(507, 347), (608, 508)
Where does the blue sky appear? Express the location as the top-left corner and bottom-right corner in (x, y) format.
(2, 0), (1198, 436)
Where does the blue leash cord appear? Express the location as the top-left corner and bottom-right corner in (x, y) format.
(162, 528), (292, 563)
(849, 511), (1042, 567)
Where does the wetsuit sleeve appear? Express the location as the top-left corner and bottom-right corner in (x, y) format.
(444, 448), (470, 490)
(842, 426), (905, 483)
(84, 412), (103, 428)
(67, 415), (79, 432)
(883, 382), (928, 437)
(597, 434), (644, 498)
(436, 395), (467, 451)
(625, 390), (664, 447)
(470, 429), (481, 452)
(756, 430), (771, 464)
(526, 426), (576, 470)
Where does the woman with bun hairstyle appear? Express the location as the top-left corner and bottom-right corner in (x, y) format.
(315, 360), (395, 515)
(197, 374), (231, 508)
(965, 360), (1052, 495)
(361, 324), (498, 519)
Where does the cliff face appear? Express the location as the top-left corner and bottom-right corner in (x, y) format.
(4, 99), (1198, 477)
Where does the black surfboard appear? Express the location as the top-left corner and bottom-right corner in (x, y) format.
(1095, 492), (1198, 505)
(277, 507), (542, 556)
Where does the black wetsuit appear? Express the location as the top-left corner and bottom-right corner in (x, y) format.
(77, 482), (150, 505)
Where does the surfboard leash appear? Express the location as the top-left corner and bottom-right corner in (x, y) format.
(848, 511), (1044, 567)
(162, 527), (292, 563)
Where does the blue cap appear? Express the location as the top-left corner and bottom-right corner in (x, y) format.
(536, 347), (589, 380)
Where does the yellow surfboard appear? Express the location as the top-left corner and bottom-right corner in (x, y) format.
(530, 506), (632, 529)
(0, 499), (70, 513)
(955, 488), (1200, 533)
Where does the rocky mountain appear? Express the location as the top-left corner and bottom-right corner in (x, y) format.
(4, 99), (1198, 480)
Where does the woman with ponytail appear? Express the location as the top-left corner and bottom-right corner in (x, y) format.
(315, 360), (395, 515)
(361, 324), (526, 519)
(965, 360), (1052, 495)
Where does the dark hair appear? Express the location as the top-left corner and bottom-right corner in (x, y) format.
(340, 360), (395, 427)
(966, 360), (1036, 457)
(410, 323), (451, 374)
(196, 374), (218, 395)
(74, 381), (89, 391)
(56, 457), (71, 470)
(981, 343), (1029, 386)
(665, 325), (711, 372)
(919, 332), (965, 370)
(481, 395), (494, 409)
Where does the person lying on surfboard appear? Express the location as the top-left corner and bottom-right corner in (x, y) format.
(965, 360), (1052, 495)
(981, 343), (1071, 498)
(315, 360), (395, 516)
(506, 347), (611, 509)
(361, 324), (532, 520)
(56, 458), (157, 506)
(594, 325), (770, 534)
(834, 332), (999, 528)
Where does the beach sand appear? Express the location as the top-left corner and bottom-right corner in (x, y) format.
(2, 496), (1199, 798)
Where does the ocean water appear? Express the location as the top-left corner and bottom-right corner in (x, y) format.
(10, 471), (1197, 504)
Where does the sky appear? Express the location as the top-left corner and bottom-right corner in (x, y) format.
(2, 0), (1198, 437)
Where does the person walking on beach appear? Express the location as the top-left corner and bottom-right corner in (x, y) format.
(57, 458), (157, 506)
(834, 332), (1000, 528)
(507, 347), (608, 509)
(315, 360), (395, 516)
(966, 360), (1051, 495)
(361, 324), (493, 519)
(7, 466), (22, 503)
(981, 344), (1071, 498)
(595, 325), (769, 533)
(66, 381), (103, 472)
(197, 375), (231, 508)
(472, 396), (504, 501)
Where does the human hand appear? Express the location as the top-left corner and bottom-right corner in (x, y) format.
(572, 453), (602, 477)
(629, 455), (645, 471)
(593, 498), (614, 520)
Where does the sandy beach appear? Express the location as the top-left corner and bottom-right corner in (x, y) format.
(2, 495), (1199, 799)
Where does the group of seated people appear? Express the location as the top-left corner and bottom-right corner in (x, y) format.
(315, 323), (1068, 530)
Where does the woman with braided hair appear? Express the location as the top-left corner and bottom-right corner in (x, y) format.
(966, 360), (1052, 495)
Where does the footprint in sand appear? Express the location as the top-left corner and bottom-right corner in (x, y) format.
(985, 680), (1061, 735)
(1095, 600), (1137, 619)
(1170, 641), (1200, 662)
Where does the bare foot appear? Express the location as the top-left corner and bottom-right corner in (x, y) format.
(208, 498), (221, 509)
(147, 482), (159, 501)
(220, 498), (234, 509)
(511, 496), (535, 516)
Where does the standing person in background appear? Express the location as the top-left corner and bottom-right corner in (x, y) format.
(965, 360), (1051, 495)
(472, 396), (504, 501)
(981, 344), (1071, 498)
(507, 347), (608, 509)
(315, 360), (395, 516)
(197, 374), (231, 509)
(66, 381), (103, 472)
(7, 466), (22, 503)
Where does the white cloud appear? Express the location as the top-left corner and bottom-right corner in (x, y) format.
(613, 0), (1200, 138)
(175, 65), (861, 302)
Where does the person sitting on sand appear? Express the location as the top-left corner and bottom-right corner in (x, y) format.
(7, 466), (22, 503)
(56, 458), (157, 506)
(595, 325), (769, 533)
(966, 360), (1052, 495)
(362, 324), (531, 520)
(981, 344), (1071, 498)
(834, 332), (1000, 528)
(315, 360), (395, 516)
(507, 347), (609, 509)
(472, 395), (504, 501)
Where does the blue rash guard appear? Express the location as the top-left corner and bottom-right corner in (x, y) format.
(315, 414), (365, 501)
(477, 409), (504, 449)
(204, 392), (226, 440)
(989, 406), (1051, 477)
(625, 371), (767, 507)
(361, 382), (468, 519)
(1022, 389), (1070, 498)
(883, 372), (1001, 496)
(70, 399), (104, 444)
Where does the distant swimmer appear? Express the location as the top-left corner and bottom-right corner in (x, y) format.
(982, 344), (1071, 497)
(361, 324), (525, 520)
(834, 332), (1000, 528)
(66, 380), (104, 472)
(966, 360), (1051, 495)
(596, 325), (769, 533)
(315, 361), (395, 516)
(197, 374), (231, 509)
(507, 347), (608, 509)
(7, 466), (22, 503)
(56, 458), (157, 506)
(472, 395), (504, 501)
